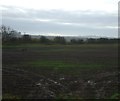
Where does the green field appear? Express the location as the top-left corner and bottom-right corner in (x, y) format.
(2, 43), (119, 99)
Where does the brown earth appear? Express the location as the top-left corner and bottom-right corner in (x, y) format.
(2, 44), (119, 99)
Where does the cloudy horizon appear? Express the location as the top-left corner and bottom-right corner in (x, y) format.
(0, 0), (119, 38)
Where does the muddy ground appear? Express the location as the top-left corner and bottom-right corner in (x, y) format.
(2, 44), (119, 99)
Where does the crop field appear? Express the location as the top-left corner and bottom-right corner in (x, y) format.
(2, 43), (119, 99)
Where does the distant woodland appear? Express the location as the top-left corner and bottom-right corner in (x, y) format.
(1, 25), (119, 45)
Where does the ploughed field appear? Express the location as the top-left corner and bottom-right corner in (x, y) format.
(2, 44), (119, 99)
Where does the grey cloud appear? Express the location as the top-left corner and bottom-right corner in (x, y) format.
(1, 5), (118, 37)
(2, 6), (117, 25)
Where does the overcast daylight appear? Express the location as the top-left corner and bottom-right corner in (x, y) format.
(1, 0), (119, 100)
(0, 0), (119, 37)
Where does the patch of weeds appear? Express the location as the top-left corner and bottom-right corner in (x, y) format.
(26, 60), (105, 70)
(2, 93), (20, 99)
(110, 93), (120, 99)
(55, 93), (82, 100)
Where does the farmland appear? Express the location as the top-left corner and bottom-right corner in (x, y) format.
(2, 43), (119, 99)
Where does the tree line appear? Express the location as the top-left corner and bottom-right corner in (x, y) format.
(0, 25), (119, 45)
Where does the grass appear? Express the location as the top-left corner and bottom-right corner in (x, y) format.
(3, 43), (117, 48)
(2, 43), (118, 99)
(110, 93), (120, 99)
(2, 93), (20, 99)
(3, 43), (118, 72)
(27, 60), (105, 70)
(23, 60), (115, 75)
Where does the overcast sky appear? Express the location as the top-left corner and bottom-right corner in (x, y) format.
(0, 0), (119, 37)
